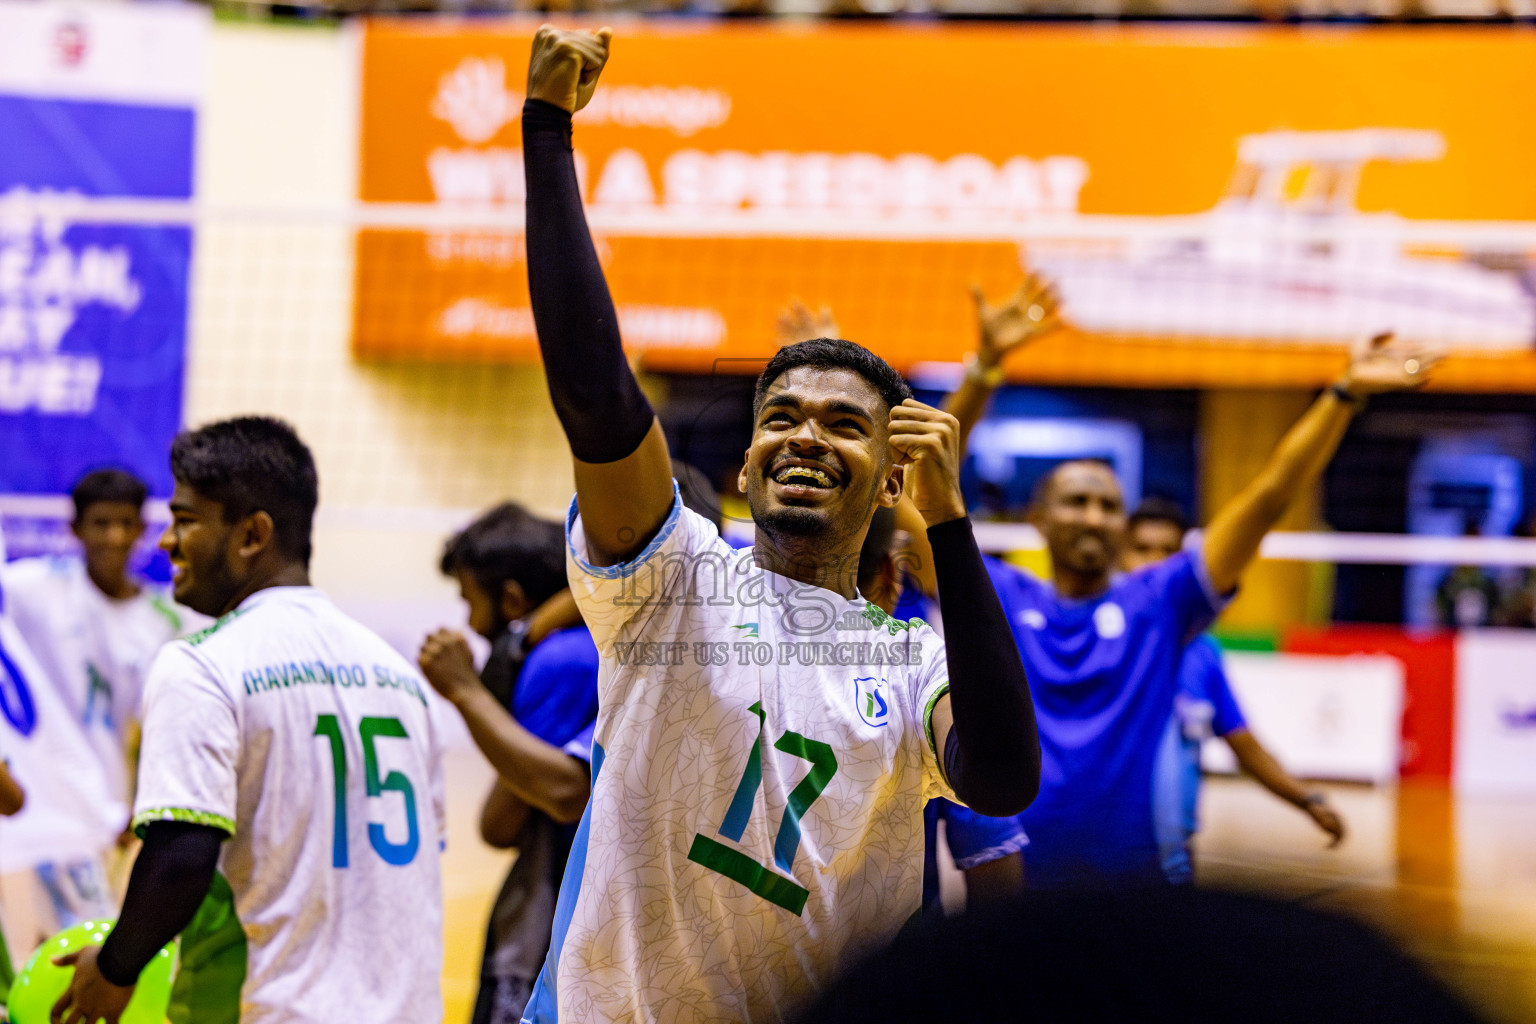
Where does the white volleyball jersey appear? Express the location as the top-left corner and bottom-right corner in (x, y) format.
(0, 562), (143, 870)
(526, 491), (954, 1024)
(132, 586), (446, 1024)
(0, 557), (184, 800)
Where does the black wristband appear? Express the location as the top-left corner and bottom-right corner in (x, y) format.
(1329, 382), (1365, 408)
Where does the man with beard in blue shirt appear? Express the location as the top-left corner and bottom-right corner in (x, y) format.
(931, 306), (1435, 886)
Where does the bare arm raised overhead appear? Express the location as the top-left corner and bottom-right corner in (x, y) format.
(899, 275), (1063, 599)
(1201, 332), (1440, 596)
(946, 274), (1062, 449)
(524, 26), (674, 568)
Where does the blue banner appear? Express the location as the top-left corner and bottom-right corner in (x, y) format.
(0, 213), (191, 497)
(0, 3), (203, 557)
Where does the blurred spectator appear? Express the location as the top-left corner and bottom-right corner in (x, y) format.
(1494, 511), (1536, 628)
(1434, 520), (1501, 628)
(423, 504), (598, 1024)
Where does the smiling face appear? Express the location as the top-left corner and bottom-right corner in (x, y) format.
(160, 482), (245, 616)
(1032, 461), (1127, 586)
(72, 500), (145, 593)
(739, 365), (901, 556)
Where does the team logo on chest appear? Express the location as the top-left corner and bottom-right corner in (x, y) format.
(853, 675), (890, 728)
(1094, 602), (1126, 640)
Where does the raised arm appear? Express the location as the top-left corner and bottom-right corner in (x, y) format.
(945, 275), (1062, 449)
(890, 402), (1040, 816)
(524, 26), (673, 567)
(419, 630), (591, 824)
(895, 276), (1062, 600)
(1202, 333), (1440, 595)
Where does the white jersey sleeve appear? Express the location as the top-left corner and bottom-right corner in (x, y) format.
(132, 640), (239, 836)
(872, 614), (952, 804)
(566, 482), (734, 654)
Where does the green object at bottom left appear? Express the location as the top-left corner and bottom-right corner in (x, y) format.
(7, 920), (173, 1024)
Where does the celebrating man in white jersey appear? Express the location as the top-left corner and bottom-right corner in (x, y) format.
(0, 470), (185, 946)
(51, 417), (446, 1024)
(518, 27), (1040, 1023)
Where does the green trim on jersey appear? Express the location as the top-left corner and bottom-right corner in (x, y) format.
(861, 603), (927, 636)
(150, 593), (185, 636)
(184, 609), (247, 647)
(170, 872), (246, 1024)
(133, 807), (236, 839)
(922, 682), (952, 786)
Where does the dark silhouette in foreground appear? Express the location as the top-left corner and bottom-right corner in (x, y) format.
(796, 887), (1486, 1024)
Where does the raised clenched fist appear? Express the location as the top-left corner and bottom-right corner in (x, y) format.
(526, 25), (612, 115)
(888, 400), (966, 528)
(418, 628), (480, 705)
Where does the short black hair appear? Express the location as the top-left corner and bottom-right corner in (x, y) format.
(753, 338), (912, 421)
(1030, 458), (1117, 507)
(440, 503), (566, 611)
(1128, 497), (1189, 537)
(71, 469), (148, 521)
(170, 416), (319, 566)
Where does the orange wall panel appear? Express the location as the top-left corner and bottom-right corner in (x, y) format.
(355, 22), (1536, 385)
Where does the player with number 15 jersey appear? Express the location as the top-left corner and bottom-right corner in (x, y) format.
(133, 584), (446, 1022)
(53, 417), (445, 1024)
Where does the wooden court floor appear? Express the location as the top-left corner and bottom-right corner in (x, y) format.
(436, 753), (1536, 1022)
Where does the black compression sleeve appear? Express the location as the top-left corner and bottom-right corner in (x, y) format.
(96, 821), (225, 985)
(928, 516), (1041, 817)
(523, 99), (655, 465)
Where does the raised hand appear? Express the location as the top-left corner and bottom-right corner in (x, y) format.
(526, 25), (612, 115)
(969, 273), (1063, 370)
(418, 629), (481, 705)
(1338, 331), (1442, 395)
(774, 301), (841, 349)
(888, 400), (965, 528)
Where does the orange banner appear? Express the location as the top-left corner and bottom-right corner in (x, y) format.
(355, 22), (1536, 389)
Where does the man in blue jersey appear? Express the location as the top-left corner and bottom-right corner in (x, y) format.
(1122, 498), (1345, 884)
(935, 296), (1432, 886)
(419, 503), (599, 1024)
